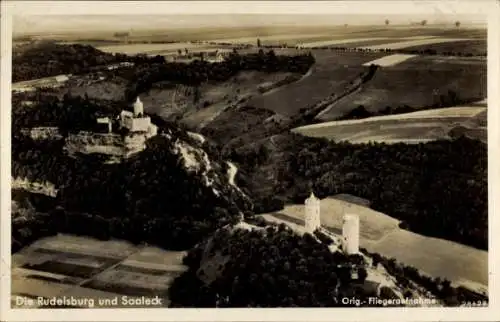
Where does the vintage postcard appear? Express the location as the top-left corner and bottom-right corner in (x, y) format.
(1, 0), (499, 321)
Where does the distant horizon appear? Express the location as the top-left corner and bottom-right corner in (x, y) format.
(13, 14), (487, 36)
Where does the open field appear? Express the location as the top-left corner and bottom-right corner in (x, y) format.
(21, 26), (485, 57)
(364, 229), (488, 287)
(12, 74), (71, 92)
(297, 37), (392, 48)
(140, 71), (297, 125)
(42, 24), (484, 50)
(393, 55), (486, 69)
(359, 38), (472, 50)
(260, 195), (487, 288)
(363, 54), (417, 67)
(316, 56), (486, 120)
(294, 106), (486, 144)
(96, 42), (223, 55)
(402, 39), (487, 55)
(200, 106), (276, 145)
(208, 33), (329, 45)
(11, 235), (187, 308)
(295, 36), (442, 48)
(246, 50), (385, 117)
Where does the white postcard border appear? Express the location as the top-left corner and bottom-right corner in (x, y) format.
(1, 1), (499, 321)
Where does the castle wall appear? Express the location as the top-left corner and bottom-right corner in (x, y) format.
(130, 117), (151, 132)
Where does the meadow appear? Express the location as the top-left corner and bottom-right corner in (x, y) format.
(246, 50), (385, 117)
(316, 56), (486, 121)
(364, 229), (488, 289)
(359, 38), (472, 50)
(140, 71), (296, 126)
(96, 42), (222, 55)
(294, 106), (486, 144)
(362, 54), (417, 67)
(402, 39), (487, 55)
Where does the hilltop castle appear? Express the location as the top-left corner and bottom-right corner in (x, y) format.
(96, 97), (157, 137)
(65, 97), (158, 162)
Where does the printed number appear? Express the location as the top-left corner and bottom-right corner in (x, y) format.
(460, 301), (488, 307)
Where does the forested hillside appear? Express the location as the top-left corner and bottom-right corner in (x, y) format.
(13, 42), (125, 82)
(12, 94), (251, 251)
(169, 225), (369, 307)
(168, 225), (487, 307)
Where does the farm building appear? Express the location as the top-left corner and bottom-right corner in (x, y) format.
(106, 62), (134, 70)
(96, 117), (112, 133)
(204, 50), (226, 63)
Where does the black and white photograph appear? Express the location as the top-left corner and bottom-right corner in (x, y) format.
(1, 1), (499, 321)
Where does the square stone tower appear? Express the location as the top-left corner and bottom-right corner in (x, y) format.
(305, 192), (321, 233)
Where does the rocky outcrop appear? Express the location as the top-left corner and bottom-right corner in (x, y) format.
(12, 177), (58, 197)
(64, 131), (149, 160)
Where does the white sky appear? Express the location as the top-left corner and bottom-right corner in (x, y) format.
(13, 14), (486, 35)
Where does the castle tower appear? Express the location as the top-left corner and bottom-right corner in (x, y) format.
(304, 191), (321, 233)
(342, 213), (360, 255)
(133, 96), (144, 117)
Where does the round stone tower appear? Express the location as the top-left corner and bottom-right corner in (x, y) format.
(305, 191), (321, 233)
(342, 213), (360, 255)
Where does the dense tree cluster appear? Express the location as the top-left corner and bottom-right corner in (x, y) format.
(232, 133), (487, 250)
(12, 94), (123, 134)
(12, 132), (250, 250)
(13, 43), (120, 82)
(169, 225), (372, 307)
(12, 42), (165, 83)
(11, 190), (58, 253)
(124, 50), (315, 100)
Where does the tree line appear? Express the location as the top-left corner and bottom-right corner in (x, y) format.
(12, 42), (165, 83)
(124, 49), (315, 101)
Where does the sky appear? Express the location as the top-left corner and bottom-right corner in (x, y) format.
(13, 14), (486, 35)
